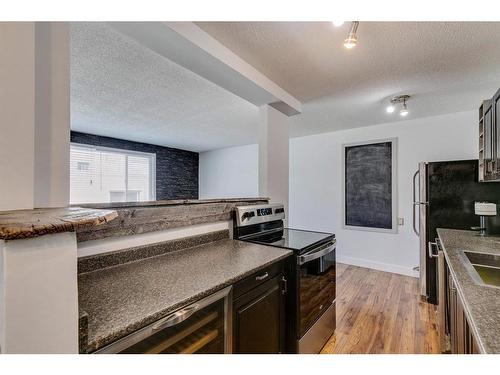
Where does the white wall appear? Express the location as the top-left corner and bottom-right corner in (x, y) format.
(289, 110), (477, 277)
(199, 144), (259, 199)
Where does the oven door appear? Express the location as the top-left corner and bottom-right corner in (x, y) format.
(298, 241), (336, 338)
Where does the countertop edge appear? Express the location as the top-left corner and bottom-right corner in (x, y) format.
(0, 207), (118, 241)
(75, 197), (270, 210)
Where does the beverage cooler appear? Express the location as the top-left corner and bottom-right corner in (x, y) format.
(95, 286), (232, 354)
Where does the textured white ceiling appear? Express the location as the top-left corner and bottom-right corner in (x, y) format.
(197, 22), (500, 137)
(70, 22), (259, 152)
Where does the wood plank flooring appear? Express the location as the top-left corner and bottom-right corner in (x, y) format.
(320, 263), (441, 354)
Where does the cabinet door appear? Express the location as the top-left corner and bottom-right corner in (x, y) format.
(444, 259), (453, 353)
(233, 275), (285, 354)
(447, 269), (458, 353)
(484, 103), (495, 179)
(494, 89), (500, 175)
(456, 293), (466, 354)
(470, 331), (480, 354)
(445, 260), (481, 354)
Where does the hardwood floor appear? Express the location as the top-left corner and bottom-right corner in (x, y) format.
(320, 263), (441, 354)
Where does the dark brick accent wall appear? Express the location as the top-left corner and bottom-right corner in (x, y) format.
(71, 131), (199, 200)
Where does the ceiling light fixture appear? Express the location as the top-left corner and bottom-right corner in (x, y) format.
(386, 95), (411, 117)
(332, 21), (344, 27)
(400, 100), (409, 117)
(343, 21), (359, 49)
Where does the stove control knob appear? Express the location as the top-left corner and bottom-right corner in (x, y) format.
(242, 211), (255, 221)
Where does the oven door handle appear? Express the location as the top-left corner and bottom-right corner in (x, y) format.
(298, 241), (336, 265)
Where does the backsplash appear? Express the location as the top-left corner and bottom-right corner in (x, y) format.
(78, 230), (229, 273)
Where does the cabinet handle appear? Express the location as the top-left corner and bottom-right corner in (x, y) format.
(255, 272), (269, 281)
(281, 276), (288, 295)
(428, 242), (439, 258)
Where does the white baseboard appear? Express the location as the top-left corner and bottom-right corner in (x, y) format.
(336, 254), (419, 278)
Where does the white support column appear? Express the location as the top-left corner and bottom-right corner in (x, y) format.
(0, 233), (79, 353)
(34, 22), (71, 208)
(0, 23), (36, 211)
(259, 105), (290, 219)
(0, 22), (76, 354)
(0, 22), (70, 212)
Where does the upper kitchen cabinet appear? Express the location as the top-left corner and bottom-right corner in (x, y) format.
(479, 100), (493, 181)
(479, 90), (500, 182)
(495, 89), (500, 176)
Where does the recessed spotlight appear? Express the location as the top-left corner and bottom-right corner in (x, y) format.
(386, 105), (395, 113)
(332, 21), (344, 27)
(344, 21), (359, 49)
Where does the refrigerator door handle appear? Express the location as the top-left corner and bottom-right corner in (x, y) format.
(418, 162), (428, 300)
(412, 170), (420, 236)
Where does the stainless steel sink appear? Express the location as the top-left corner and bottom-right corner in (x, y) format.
(462, 251), (500, 288)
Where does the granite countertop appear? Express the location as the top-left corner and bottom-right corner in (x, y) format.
(78, 238), (292, 353)
(0, 207), (117, 240)
(437, 228), (500, 354)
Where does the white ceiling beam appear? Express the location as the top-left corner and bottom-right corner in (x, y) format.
(109, 22), (301, 116)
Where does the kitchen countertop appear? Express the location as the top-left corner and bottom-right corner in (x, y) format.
(78, 238), (292, 353)
(76, 197), (269, 209)
(437, 228), (500, 354)
(0, 207), (117, 240)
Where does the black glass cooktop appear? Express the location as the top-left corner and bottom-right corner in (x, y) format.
(244, 228), (334, 253)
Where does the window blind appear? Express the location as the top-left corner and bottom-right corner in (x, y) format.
(70, 143), (155, 204)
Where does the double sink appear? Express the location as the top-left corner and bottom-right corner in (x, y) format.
(462, 251), (500, 288)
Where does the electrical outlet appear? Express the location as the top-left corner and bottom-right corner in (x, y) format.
(398, 217), (404, 226)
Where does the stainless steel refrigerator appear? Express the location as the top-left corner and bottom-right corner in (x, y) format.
(413, 160), (500, 304)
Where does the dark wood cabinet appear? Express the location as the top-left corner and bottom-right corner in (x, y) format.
(484, 101), (494, 178)
(479, 99), (495, 181)
(444, 259), (480, 354)
(478, 88), (500, 181)
(232, 262), (287, 353)
(494, 89), (500, 176)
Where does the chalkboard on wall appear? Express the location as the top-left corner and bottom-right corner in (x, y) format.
(343, 139), (397, 233)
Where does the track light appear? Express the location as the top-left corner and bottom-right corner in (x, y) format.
(400, 101), (409, 117)
(386, 95), (411, 117)
(332, 21), (344, 27)
(344, 21), (359, 49)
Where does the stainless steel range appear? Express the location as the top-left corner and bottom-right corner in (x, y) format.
(233, 203), (336, 354)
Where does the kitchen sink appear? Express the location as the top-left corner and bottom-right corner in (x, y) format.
(463, 251), (500, 288)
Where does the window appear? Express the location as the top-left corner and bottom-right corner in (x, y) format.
(70, 143), (156, 204)
(77, 162), (90, 171)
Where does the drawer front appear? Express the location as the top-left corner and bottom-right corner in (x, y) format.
(233, 260), (285, 299)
